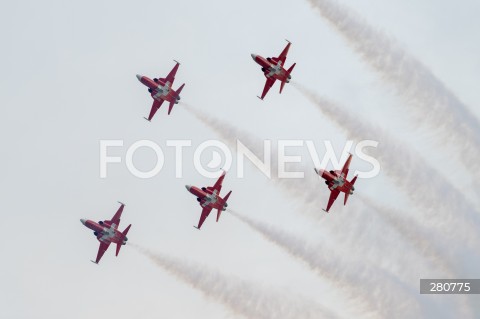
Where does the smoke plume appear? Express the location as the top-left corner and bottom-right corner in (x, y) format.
(132, 244), (338, 319)
(184, 104), (474, 317)
(229, 209), (427, 319)
(294, 84), (480, 251)
(306, 0), (480, 173)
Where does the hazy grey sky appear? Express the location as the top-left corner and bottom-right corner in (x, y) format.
(1, 0), (479, 318)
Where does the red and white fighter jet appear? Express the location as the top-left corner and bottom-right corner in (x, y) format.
(314, 154), (358, 213)
(136, 60), (185, 121)
(251, 40), (296, 100)
(185, 170), (232, 230)
(80, 202), (131, 264)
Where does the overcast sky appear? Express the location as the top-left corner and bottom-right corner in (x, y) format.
(1, 0), (479, 318)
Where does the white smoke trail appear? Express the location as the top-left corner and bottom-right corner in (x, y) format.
(184, 103), (465, 271)
(294, 84), (480, 252)
(132, 244), (338, 319)
(229, 210), (428, 319)
(183, 103), (325, 202)
(357, 194), (454, 276)
(185, 104), (473, 316)
(306, 0), (480, 173)
(356, 196), (475, 319)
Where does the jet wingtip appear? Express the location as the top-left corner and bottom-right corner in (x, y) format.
(117, 201), (125, 206)
(173, 59), (180, 65)
(257, 96), (264, 100)
(285, 39), (291, 43)
(193, 226), (200, 230)
(143, 117), (151, 122)
(90, 260), (99, 264)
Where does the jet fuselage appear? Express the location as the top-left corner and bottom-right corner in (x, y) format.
(316, 169), (355, 194)
(136, 75), (181, 104)
(185, 185), (228, 211)
(251, 54), (290, 83)
(80, 219), (128, 245)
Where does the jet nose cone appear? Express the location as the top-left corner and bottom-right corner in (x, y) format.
(251, 53), (257, 60)
(80, 219), (86, 225)
(185, 185), (191, 191)
(136, 74), (143, 81)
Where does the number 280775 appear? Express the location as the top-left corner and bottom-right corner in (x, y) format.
(430, 282), (470, 292)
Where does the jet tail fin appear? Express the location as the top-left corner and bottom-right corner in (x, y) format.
(116, 224), (131, 257)
(287, 63), (296, 75)
(122, 224), (132, 237)
(350, 175), (358, 186)
(343, 192), (350, 206)
(280, 63), (296, 94)
(168, 101), (175, 115)
(176, 83), (185, 95)
(223, 190), (232, 203)
(115, 243), (122, 257)
(279, 80), (287, 94)
(344, 175), (358, 205)
(169, 83), (185, 115)
(217, 190), (232, 222)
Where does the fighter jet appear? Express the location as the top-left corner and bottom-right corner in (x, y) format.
(185, 170), (232, 230)
(80, 202), (131, 264)
(136, 60), (185, 121)
(251, 40), (296, 100)
(314, 154), (358, 213)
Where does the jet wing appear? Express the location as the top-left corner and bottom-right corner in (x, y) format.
(145, 99), (164, 121)
(104, 202), (124, 229)
(341, 153), (353, 177)
(275, 41), (291, 66)
(259, 77), (276, 100)
(211, 170), (226, 193)
(196, 206), (213, 229)
(325, 189), (340, 213)
(164, 61), (180, 86)
(94, 241), (111, 264)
